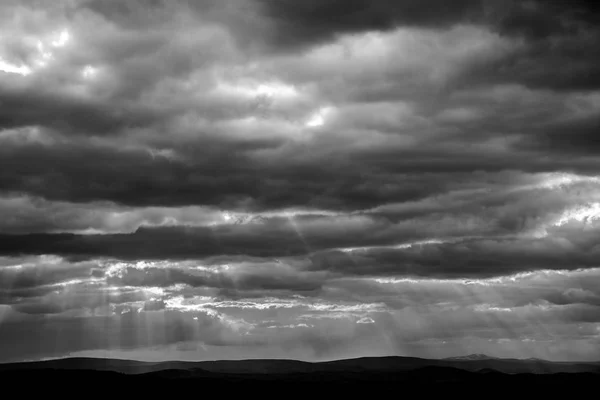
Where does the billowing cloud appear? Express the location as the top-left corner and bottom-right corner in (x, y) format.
(1, 0), (600, 363)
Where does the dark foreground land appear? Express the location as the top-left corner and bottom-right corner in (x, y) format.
(1, 355), (598, 395)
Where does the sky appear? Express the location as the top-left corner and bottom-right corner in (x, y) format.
(1, 0), (600, 363)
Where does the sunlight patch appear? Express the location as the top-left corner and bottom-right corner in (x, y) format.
(218, 208), (340, 225)
(0, 59), (32, 76)
(82, 65), (98, 79)
(339, 239), (447, 253)
(216, 79), (299, 100)
(51, 30), (70, 48)
(474, 304), (513, 313)
(357, 317), (375, 324)
(535, 172), (600, 190)
(1, 28), (71, 76)
(305, 106), (332, 128)
(555, 202), (600, 227)
(372, 268), (595, 287)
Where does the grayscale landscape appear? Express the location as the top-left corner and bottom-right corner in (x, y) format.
(1, 0), (600, 392)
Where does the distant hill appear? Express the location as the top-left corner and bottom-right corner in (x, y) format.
(1, 354), (598, 376)
(0, 361), (599, 395)
(444, 353), (499, 361)
(0, 355), (599, 395)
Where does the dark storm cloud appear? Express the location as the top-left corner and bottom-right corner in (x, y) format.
(260, 0), (599, 38)
(1, 167), (600, 273)
(0, 139), (281, 209)
(0, 258), (96, 290)
(0, 194), (228, 234)
(0, 86), (162, 135)
(1, 0), (600, 212)
(0, 222), (391, 260)
(308, 236), (600, 279)
(463, 31), (600, 92)
(0, 195), (505, 260)
(455, 1), (600, 92)
(0, 135), (518, 210)
(0, 286), (60, 303)
(257, 0), (600, 93)
(490, 0), (600, 38)
(519, 113), (600, 154)
(256, 0), (483, 50)
(0, 229), (599, 279)
(4, 164), (600, 270)
(3, 134), (600, 213)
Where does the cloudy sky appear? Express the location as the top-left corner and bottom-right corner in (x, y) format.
(1, 0), (600, 363)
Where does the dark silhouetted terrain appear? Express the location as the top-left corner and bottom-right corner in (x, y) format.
(1, 354), (598, 395)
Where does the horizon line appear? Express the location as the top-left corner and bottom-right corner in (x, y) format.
(2, 353), (598, 366)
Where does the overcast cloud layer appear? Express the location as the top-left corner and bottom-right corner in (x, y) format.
(1, 0), (600, 363)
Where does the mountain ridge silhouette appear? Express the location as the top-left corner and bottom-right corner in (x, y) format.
(1, 354), (598, 375)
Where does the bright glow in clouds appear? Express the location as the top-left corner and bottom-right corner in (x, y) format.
(218, 208), (340, 226)
(519, 172), (600, 236)
(555, 202), (600, 226)
(339, 239), (448, 253)
(255, 83), (298, 98)
(305, 106), (333, 128)
(0, 29), (70, 76)
(51, 30), (70, 48)
(216, 79), (299, 100)
(82, 65), (98, 79)
(0, 59), (32, 76)
(222, 212), (233, 222)
(535, 172), (600, 190)
(303, 25), (513, 83)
